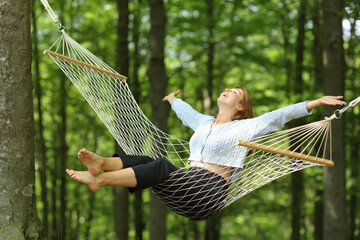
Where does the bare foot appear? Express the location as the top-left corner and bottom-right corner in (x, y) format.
(78, 148), (103, 176)
(66, 169), (101, 192)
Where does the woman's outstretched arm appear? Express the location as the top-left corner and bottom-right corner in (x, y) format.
(306, 96), (346, 111)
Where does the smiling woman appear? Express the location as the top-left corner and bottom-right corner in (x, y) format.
(65, 82), (346, 220)
(39, 1), (349, 219)
(218, 88), (254, 121)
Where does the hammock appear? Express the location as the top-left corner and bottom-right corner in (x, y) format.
(40, 0), (360, 220)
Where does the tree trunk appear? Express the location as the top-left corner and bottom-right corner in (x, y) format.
(204, 0), (222, 237)
(291, 172), (304, 240)
(203, 0), (216, 114)
(347, 7), (359, 240)
(114, 186), (129, 240)
(291, 1), (307, 239)
(131, 1), (145, 239)
(311, 0), (323, 89)
(280, 0), (292, 97)
(50, 157), (58, 237)
(130, 0), (142, 102)
(0, 0), (49, 238)
(31, 0), (49, 230)
(205, 214), (222, 240)
(57, 0), (69, 238)
(149, 192), (167, 240)
(314, 188), (323, 240)
(147, 0), (169, 239)
(192, 220), (200, 240)
(294, 0), (307, 93)
(134, 191), (145, 240)
(84, 192), (96, 239)
(322, 0), (347, 240)
(114, 1), (130, 239)
(311, 2), (324, 239)
(59, 67), (68, 240)
(50, 151), (58, 238)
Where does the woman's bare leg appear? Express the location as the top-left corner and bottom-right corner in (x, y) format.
(66, 168), (136, 192)
(78, 148), (124, 176)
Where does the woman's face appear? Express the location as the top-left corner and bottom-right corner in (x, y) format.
(218, 88), (243, 108)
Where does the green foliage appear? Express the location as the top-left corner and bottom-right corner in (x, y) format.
(32, 0), (360, 239)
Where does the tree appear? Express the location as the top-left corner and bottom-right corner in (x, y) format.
(203, 0), (216, 114)
(322, 0), (347, 240)
(0, 0), (49, 239)
(58, 0), (69, 238)
(346, 3), (360, 240)
(310, 1), (325, 237)
(147, 0), (169, 239)
(31, 0), (49, 231)
(114, 0), (130, 239)
(280, 0), (293, 98)
(291, 0), (307, 239)
(130, 1), (146, 239)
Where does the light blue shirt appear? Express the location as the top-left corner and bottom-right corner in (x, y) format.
(171, 99), (312, 170)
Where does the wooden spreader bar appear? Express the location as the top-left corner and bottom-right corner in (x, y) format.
(43, 50), (128, 81)
(237, 140), (334, 167)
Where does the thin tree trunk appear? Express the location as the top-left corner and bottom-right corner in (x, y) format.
(0, 0), (49, 238)
(347, 8), (359, 240)
(134, 191), (145, 240)
(51, 155), (58, 238)
(280, 0), (292, 97)
(291, 1), (307, 239)
(130, 0), (145, 240)
(56, 0), (69, 238)
(131, 0), (142, 102)
(294, 0), (307, 93)
(204, 0), (221, 237)
(114, 0), (130, 239)
(291, 172), (304, 240)
(31, 0), (49, 230)
(314, 187), (324, 240)
(147, 0), (169, 239)
(310, 1), (324, 239)
(114, 185), (129, 240)
(131, 1), (145, 238)
(192, 220), (200, 240)
(59, 70), (68, 240)
(203, 0), (216, 114)
(322, 0), (347, 239)
(205, 214), (222, 240)
(311, 0), (323, 89)
(84, 192), (96, 239)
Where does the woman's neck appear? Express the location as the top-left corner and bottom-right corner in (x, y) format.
(214, 112), (233, 124)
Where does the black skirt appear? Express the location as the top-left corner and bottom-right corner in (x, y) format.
(114, 154), (229, 221)
(152, 167), (229, 221)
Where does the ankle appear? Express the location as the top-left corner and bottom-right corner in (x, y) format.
(94, 175), (104, 188)
(98, 157), (105, 171)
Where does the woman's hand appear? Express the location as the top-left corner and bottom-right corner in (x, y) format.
(307, 96), (346, 111)
(162, 90), (181, 105)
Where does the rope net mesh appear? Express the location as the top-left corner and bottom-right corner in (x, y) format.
(45, 33), (333, 219)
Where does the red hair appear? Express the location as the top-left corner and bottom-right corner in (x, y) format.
(232, 87), (253, 120)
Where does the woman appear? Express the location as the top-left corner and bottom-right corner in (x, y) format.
(66, 88), (346, 220)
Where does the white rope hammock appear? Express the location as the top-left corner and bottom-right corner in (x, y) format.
(41, 1), (360, 220)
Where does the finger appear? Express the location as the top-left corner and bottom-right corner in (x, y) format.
(333, 96), (344, 100)
(332, 96), (346, 104)
(174, 90), (181, 96)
